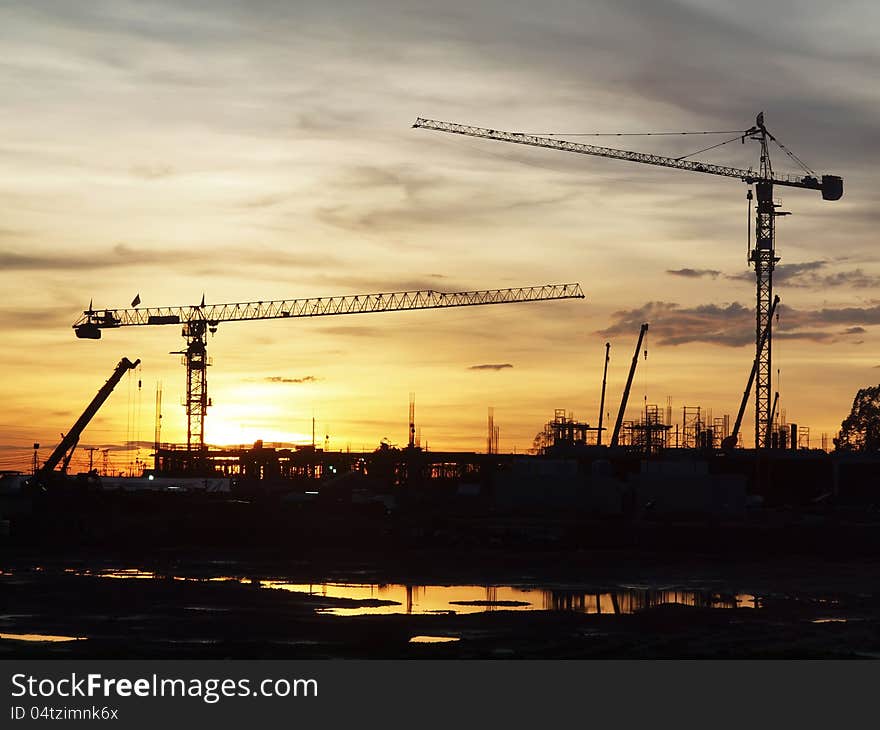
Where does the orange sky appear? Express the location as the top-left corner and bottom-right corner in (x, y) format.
(2, 1), (879, 471)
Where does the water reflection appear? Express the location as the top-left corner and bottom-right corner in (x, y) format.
(0, 632), (84, 642)
(263, 581), (753, 616)
(19, 568), (757, 617)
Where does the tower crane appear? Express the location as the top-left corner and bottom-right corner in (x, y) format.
(721, 294), (779, 450)
(413, 114), (843, 448)
(73, 284), (584, 452)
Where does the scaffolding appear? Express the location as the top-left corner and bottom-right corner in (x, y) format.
(682, 406), (703, 448)
(533, 409), (599, 453)
(626, 404), (671, 455)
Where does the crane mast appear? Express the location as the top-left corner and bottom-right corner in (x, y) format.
(74, 284), (584, 453)
(722, 294), (779, 449)
(415, 114), (842, 448)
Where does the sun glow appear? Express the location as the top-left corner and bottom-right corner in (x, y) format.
(203, 422), (313, 449)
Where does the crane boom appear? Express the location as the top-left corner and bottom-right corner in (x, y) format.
(413, 118), (843, 199)
(73, 283), (584, 454)
(610, 323), (648, 448)
(415, 113), (842, 449)
(73, 284), (584, 337)
(38, 357), (140, 479)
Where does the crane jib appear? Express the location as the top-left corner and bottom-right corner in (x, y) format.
(412, 118), (842, 200)
(72, 284), (585, 336)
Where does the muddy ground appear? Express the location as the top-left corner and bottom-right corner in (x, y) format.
(2, 546), (880, 658)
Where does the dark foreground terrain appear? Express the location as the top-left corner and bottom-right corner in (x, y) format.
(3, 546), (880, 659)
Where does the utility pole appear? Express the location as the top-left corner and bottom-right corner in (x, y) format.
(85, 446), (98, 472)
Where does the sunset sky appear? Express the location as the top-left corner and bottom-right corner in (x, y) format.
(2, 0), (879, 470)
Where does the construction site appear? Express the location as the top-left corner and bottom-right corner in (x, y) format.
(3, 114), (863, 510)
(6, 110), (880, 660)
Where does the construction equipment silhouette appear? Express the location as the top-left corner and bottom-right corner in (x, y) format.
(414, 114), (842, 448)
(74, 284), (585, 452)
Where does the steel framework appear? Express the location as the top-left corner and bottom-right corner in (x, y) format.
(414, 115), (842, 448)
(74, 284), (584, 452)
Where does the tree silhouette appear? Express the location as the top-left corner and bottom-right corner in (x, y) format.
(834, 385), (880, 452)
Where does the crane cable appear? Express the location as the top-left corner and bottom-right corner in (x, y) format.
(765, 130), (815, 176)
(675, 133), (747, 161)
(531, 126), (816, 175)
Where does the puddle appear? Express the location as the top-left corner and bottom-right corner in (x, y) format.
(266, 582), (754, 616)
(21, 567), (758, 618)
(812, 618), (848, 623)
(87, 569), (158, 580)
(0, 633), (85, 642)
(409, 636), (460, 644)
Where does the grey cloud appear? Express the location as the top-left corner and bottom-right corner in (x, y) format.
(0, 243), (336, 274)
(0, 306), (79, 330)
(598, 298), (880, 347)
(0, 244), (147, 271)
(667, 268), (722, 279)
(468, 363), (513, 371)
(598, 301), (754, 347)
(317, 190), (577, 234)
(726, 260), (880, 290)
(333, 165), (442, 198)
(814, 270), (880, 289)
(726, 260), (827, 284)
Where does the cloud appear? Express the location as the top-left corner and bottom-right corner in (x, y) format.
(598, 301), (753, 347)
(468, 363), (513, 371)
(725, 260), (880, 290)
(597, 299), (880, 347)
(0, 243), (335, 274)
(0, 306), (78, 330)
(265, 375), (319, 384)
(667, 268), (722, 279)
(0, 244), (151, 272)
(724, 261), (880, 289)
(316, 163), (578, 234)
(812, 270), (880, 289)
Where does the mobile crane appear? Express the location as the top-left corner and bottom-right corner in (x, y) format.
(35, 357), (140, 482)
